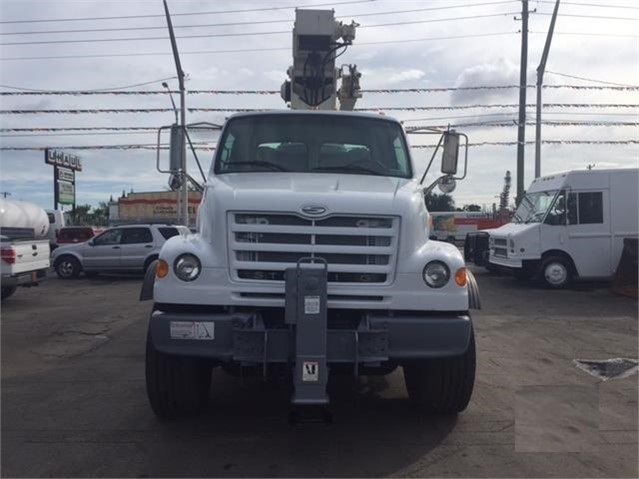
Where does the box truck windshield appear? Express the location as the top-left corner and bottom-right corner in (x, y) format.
(513, 190), (559, 224)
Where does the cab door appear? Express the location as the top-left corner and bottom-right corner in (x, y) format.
(119, 227), (154, 271)
(83, 228), (123, 270)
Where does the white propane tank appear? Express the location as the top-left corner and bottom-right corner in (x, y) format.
(0, 198), (50, 239)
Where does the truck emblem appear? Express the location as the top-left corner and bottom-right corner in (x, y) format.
(300, 205), (327, 216)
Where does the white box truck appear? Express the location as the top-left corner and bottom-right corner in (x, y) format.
(488, 168), (638, 288)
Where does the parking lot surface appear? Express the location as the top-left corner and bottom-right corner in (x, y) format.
(1, 269), (637, 478)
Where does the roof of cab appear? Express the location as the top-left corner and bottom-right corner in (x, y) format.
(225, 109), (402, 125)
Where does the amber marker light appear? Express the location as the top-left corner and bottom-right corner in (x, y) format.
(455, 267), (467, 287)
(156, 259), (169, 279)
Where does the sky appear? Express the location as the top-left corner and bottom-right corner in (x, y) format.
(0, 0), (637, 212)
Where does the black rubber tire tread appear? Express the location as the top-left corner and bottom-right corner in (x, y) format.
(54, 255), (81, 279)
(1, 286), (17, 300)
(145, 330), (212, 419)
(403, 328), (476, 414)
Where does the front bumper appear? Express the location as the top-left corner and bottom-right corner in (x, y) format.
(149, 309), (473, 363)
(489, 254), (523, 268)
(1, 268), (48, 288)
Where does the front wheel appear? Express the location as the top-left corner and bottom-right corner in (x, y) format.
(55, 256), (81, 279)
(403, 328), (476, 414)
(145, 330), (212, 419)
(540, 255), (572, 289)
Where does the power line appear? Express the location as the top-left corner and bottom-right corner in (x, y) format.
(540, 12), (639, 21)
(537, 1), (639, 9)
(532, 31), (639, 38)
(0, 0), (373, 24)
(545, 70), (639, 88)
(0, 76), (178, 93)
(0, 2), (518, 36)
(0, 13), (519, 46)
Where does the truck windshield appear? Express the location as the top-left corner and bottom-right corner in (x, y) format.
(513, 190), (558, 224)
(213, 114), (412, 178)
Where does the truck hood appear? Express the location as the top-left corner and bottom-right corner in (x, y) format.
(209, 173), (418, 215)
(489, 222), (540, 240)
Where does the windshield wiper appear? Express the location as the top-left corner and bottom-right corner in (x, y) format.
(224, 161), (288, 172)
(312, 165), (383, 176)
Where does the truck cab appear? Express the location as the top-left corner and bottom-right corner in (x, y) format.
(142, 111), (480, 419)
(488, 168), (639, 288)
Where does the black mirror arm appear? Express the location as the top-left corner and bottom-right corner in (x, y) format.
(419, 134), (444, 185)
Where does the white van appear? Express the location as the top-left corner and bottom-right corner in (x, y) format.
(488, 168), (638, 288)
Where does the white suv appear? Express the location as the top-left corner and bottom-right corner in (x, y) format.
(52, 224), (189, 279)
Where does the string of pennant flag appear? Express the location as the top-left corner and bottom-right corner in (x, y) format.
(2, 139), (637, 151)
(0, 84), (637, 96)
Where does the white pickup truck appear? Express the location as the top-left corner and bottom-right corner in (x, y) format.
(140, 111), (481, 419)
(1, 199), (51, 300)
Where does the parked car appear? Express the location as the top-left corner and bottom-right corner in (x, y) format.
(56, 226), (95, 246)
(51, 224), (189, 279)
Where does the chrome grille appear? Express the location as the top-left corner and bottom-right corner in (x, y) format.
(228, 212), (399, 284)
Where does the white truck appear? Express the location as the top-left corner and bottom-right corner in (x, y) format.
(0, 199), (51, 300)
(140, 110), (481, 419)
(139, 9), (480, 421)
(488, 168), (639, 288)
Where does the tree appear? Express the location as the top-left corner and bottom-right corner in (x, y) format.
(499, 170), (511, 210)
(425, 192), (455, 212)
(464, 204), (482, 212)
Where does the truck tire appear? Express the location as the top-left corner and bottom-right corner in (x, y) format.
(1, 286), (17, 301)
(55, 255), (81, 279)
(403, 328), (476, 414)
(540, 255), (572, 289)
(145, 330), (212, 419)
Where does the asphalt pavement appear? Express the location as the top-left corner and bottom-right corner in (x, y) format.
(1, 268), (637, 477)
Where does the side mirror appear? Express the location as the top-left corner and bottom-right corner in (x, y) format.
(88, 240), (94, 246)
(438, 175), (457, 194)
(168, 173), (183, 191)
(169, 124), (185, 173)
(441, 131), (460, 175)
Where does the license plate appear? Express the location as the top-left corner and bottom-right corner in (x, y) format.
(170, 321), (215, 340)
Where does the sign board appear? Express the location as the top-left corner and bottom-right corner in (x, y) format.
(45, 149), (82, 172)
(45, 149), (80, 209)
(57, 166), (75, 183)
(57, 181), (75, 205)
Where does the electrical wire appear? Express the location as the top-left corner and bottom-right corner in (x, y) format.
(0, 13), (521, 47)
(545, 70), (639, 88)
(0, 76), (178, 93)
(0, 0), (374, 24)
(0, 32), (517, 61)
(539, 12), (639, 21)
(536, 1), (639, 10)
(0, 2), (519, 36)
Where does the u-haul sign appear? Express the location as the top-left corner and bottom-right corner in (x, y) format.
(45, 149), (82, 172)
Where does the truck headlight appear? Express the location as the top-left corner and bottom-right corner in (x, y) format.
(423, 261), (450, 288)
(174, 254), (201, 282)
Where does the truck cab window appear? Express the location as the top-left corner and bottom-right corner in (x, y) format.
(578, 191), (603, 224)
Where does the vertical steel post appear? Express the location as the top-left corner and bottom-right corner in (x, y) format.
(163, 0), (188, 226)
(516, 0), (529, 203)
(535, 0), (560, 178)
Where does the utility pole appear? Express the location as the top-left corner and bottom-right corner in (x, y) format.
(163, 0), (188, 226)
(535, 0), (560, 179)
(515, 0), (529, 204)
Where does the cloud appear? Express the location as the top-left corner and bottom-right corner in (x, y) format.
(451, 58), (522, 104)
(387, 69), (426, 84)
